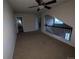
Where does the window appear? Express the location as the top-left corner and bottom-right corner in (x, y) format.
(47, 19), (54, 26)
(45, 15), (72, 41)
(45, 15), (54, 26)
(65, 33), (71, 41)
(17, 20), (22, 24)
(54, 17), (64, 24)
(45, 16), (64, 26)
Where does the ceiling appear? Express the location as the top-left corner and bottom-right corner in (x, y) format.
(8, 0), (68, 13)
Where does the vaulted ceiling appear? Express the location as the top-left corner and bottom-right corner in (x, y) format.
(8, 0), (68, 13)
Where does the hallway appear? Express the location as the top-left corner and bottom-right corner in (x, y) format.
(13, 31), (75, 59)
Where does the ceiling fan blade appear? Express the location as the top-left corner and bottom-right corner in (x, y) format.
(35, 0), (43, 5)
(45, 0), (56, 5)
(28, 5), (38, 8)
(44, 6), (51, 9)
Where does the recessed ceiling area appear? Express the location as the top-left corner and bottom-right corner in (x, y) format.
(8, 0), (69, 13)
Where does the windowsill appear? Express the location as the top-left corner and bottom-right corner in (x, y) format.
(42, 30), (73, 47)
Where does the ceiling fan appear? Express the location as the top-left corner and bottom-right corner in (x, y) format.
(28, 0), (56, 12)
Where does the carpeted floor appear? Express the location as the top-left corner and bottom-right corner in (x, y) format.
(13, 31), (75, 59)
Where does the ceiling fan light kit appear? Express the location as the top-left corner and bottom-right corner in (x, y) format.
(38, 6), (44, 9)
(28, 0), (56, 12)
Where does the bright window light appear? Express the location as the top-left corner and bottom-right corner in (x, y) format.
(18, 20), (21, 24)
(65, 33), (70, 41)
(17, 20), (22, 24)
(54, 18), (64, 24)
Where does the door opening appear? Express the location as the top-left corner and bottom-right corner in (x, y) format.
(38, 19), (41, 30)
(16, 16), (24, 33)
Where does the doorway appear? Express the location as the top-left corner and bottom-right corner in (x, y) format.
(38, 18), (41, 30)
(16, 16), (24, 33)
(35, 15), (41, 31)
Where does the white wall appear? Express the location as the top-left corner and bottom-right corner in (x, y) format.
(15, 13), (39, 32)
(41, 0), (75, 47)
(3, 0), (17, 59)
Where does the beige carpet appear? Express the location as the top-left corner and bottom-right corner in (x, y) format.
(13, 31), (75, 59)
